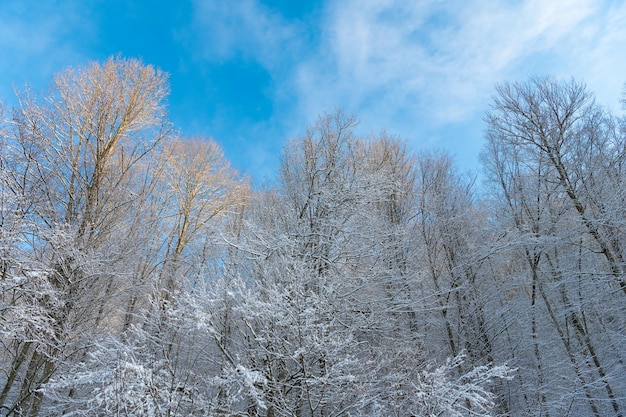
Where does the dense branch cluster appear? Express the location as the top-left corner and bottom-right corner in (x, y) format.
(0, 59), (624, 416)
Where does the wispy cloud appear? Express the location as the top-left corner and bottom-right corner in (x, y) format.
(0, 0), (89, 102)
(5, 0), (620, 178)
(189, 0), (304, 70)
(186, 0), (625, 174)
(273, 0), (624, 170)
(293, 0), (599, 124)
(560, 1), (626, 110)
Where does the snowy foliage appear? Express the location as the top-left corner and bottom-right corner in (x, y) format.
(1, 62), (624, 416)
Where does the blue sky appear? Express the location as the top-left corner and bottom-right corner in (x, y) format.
(1, 1), (625, 182)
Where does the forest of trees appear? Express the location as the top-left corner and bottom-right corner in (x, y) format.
(0, 57), (624, 416)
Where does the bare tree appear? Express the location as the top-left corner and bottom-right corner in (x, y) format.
(157, 138), (249, 287)
(211, 111), (511, 416)
(486, 77), (626, 293)
(0, 57), (170, 416)
(483, 77), (626, 416)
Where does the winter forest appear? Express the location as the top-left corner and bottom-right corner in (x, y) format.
(0, 57), (625, 416)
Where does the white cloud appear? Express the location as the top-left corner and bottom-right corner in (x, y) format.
(294, 0), (598, 122)
(0, 0), (89, 104)
(282, 0), (623, 170)
(167, 0), (626, 175)
(561, 1), (626, 110)
(189, 0), (303, 70)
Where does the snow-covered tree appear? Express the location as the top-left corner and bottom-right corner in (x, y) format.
(0, 57), (170, 415)
(482, 77), (626, 416)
